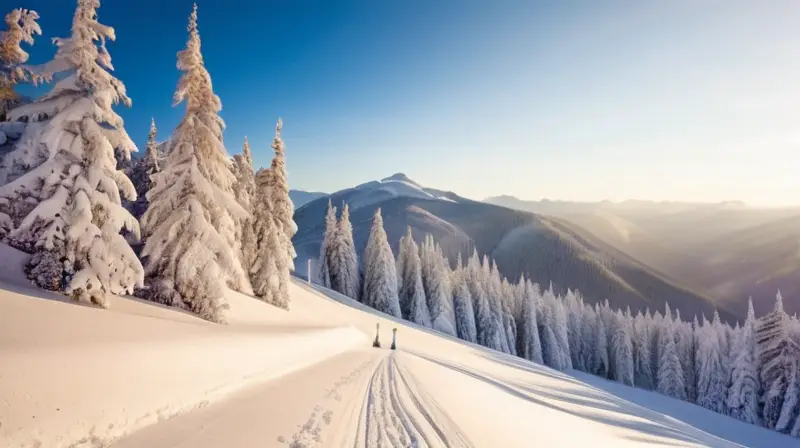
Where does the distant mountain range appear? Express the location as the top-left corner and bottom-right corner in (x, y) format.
(291, 174), (737, 322)
(289, 190), (327, 209)
(484, 195), (800, 317)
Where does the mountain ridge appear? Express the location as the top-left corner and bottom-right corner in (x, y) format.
(292, 174), (737, 322)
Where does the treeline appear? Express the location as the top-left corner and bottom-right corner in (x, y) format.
(319, 203), (800, 438)
(0, 2), (296, 323)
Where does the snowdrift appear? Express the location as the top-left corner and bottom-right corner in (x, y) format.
(0, 245), (366, 448)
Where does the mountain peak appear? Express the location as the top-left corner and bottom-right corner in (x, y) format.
(381, 172), (420, 187)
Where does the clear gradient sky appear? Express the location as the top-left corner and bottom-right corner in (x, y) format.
(14, 0), (800, 205)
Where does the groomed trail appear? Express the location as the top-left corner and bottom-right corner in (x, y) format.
(112, 349), (474, 448)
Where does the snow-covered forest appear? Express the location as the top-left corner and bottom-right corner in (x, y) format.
(0, 1), (296, 323)
(2, 0), (800, 441)
(318, 202), (800, 437)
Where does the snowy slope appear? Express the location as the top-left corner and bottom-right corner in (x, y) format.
(2, 246), (795, 448)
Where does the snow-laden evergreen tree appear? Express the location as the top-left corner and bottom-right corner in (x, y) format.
(657, 304), (675, 360)
(231, 136), (257, 273)
(396, 226), (431, 326)
(580, 302), (598, 371)
(776, 359), (800, 436)
(657, 318), (687, 400)
(517, 278), (544, 364)
(254, 119), (295, 306)
(758, 291), (800, 429)
(0, 8), (41, 120)
(329, 202), (360, 300)
(123, 118), (161, 223)
(316, 199), (336, 288)
(0, 0), (143, 303)
(140, 5), (249, 321)
(484, 257), (509, 353)
(565, 290), (584, 370)
(633, 312), (655, 389)
(696, 319), (727, 413)
(501, 276), (518, 356)
(362, 208), (401, 317)
(451, 253), (477, 343)
(420, 235), (455, 334)
(466, 249), (496, 348)
(592, 306), (609, 376)
(726, 298), (761, 425)
(712, 309), (733, 399)
(676, 319), (697, 402)
(434, 243), (457, 335)
(552, 291), (573, 369)
(266, 119), (296, 272)
(610, 310), (634, 386)
(250, 167), (281, 306)
(540, 295), (563, 370)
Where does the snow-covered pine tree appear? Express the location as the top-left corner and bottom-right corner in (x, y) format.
(420, 235), (454, 334)
(0, 8), (41, 120)
(712, 309), (733, 400)
(676, 320), (697, 402)
(592, 306), (609, 376)
(316, 199), (336, 288)
(255, 119), (295, 306)
(249, 165), (290, 309)
(266, 119), (296, 272)
(140, 5), (249, 321)
(552, 292), (573, 369)
(758, 291), (800, 429)
(451, 253), (477, 343)
(580, 302), (598, 371)
(123, 118), (161, 223)
(433, 243), (457, 335)
(0, 0), (143, 303)
(231, 136), (257, 274)
(362, 208), (401, 317)
(657, 318), (687, 400)
(696, 320), (727, 413)
(250, 167), (279, 301)
(486, 258), (510, 353)
(726, 298), (761, 425)
(647, 308), (665, 381)
(633, 311), (655, 389)
(396, 226), (431, 326)
(610, 310), (634, 386)
(538, 287), (569, 370)
(467, 249), (494, 348)
(776, 359), (800, 436)
(501, 275), (518, 356)
(518, 277), (544, 364)
(565, 290), (584, 370)
(329, 202), (360, 300)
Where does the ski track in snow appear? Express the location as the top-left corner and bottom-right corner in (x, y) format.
(278, 350), (472, 448)
(278, 358), (375, 447)
(354, 352), (474, 448)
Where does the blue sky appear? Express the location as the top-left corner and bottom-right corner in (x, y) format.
(13, 0), (800, 205)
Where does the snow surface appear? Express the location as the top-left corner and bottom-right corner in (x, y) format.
(1, 243), (796, 447)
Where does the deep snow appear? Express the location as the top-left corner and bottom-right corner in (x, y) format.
(1, 244), (796, 447)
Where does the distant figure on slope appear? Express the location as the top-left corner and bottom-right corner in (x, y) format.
(373, 322), (381, 348)
(391, 328), (397, 350)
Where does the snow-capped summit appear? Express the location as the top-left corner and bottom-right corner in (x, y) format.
(381, 172), (422, 188)
(296, 173), (460, 214)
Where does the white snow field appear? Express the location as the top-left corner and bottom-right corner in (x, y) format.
(1, 245), (796, 448)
